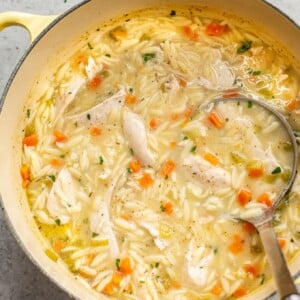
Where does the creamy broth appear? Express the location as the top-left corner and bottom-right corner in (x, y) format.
(21, 7), (300, 299)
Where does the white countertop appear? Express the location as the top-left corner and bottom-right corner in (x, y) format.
(0, 1), (299, 299)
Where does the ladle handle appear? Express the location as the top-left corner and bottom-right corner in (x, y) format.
(258, 221), (299, 299)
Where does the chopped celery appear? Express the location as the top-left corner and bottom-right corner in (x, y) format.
(231, 151), (246, 163)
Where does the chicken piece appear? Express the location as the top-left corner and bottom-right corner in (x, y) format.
(123, 110), (155, 166)
(71, 88), (126, 126)
(47, 168), (81, 224)
(85, 56), (103, 81)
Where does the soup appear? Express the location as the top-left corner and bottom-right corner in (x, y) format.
(20, 7), (300, 299)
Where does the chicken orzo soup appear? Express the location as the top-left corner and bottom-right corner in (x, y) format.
(21, 7), (300, 299)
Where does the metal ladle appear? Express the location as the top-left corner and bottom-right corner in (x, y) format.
(211, 97), (299, 300)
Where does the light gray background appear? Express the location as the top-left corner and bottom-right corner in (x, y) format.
(0, 1), (299, 299)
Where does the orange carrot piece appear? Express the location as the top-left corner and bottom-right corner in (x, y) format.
(125, 94), (137, 105)
(244, 264), (259, 276)
(170, 141), (177, 148)
(242, 222), (256, 234)
(50, 158), (64, 168)
(129, 160), (142, 173)
(248, 167), (264, 178)
(139, 173), (154, 188)
(86, 253), (96, 265)
(286, 98), (299, 111)
(184, 106), (193, 119)
(102, 281), (115, 295)
(20, 164), (30, 181)
(120, 214), (131, 221)
(149, 118), (158, 129)
(53, 240), (65, 252)
(278, 238), (286, 249)
(170, 279), (181, 289)
(203, 153), (219, 166)
(88, 76), (102, 90)
(113, 29), (127, 39)
(237, 188), (252, 206)
(23, 134), (38, 147)
(178, 78), (187, 87)
(223, 92), (240, 98)
(211, 282), (222, 296)
(161, 202), (174, 215)
(53, 130), (68, 143)
(73, 53), (88, 67)
(112, 271), (124, 286)
(205, 22), (230, 36)
(170, 113), (180, 121)
(208, 111), (225, 128)
(161, 160), (176, 177)
(257, 193), (272, 207)
(233, 287), (247, 298)
(183, 26), (198, 41)
(228, 234), (244, 254)
(90, 126), (102, 136)
(119, 257), (132, 274)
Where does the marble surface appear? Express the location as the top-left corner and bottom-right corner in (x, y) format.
(0, 1), (299, 299)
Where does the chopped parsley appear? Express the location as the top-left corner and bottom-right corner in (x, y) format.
(237, 40), (252, 54)
(252, 70), (261, 75)
(248, 101), (253, 108)
(99, 156), (104, 165)
(160, 204), (166, 212)
(92, 232), (99, 238)
(87, 113), (91, 120)
(190, 145), (197, 153)
(155, 262), (160, 268)
(130, 148), (134, 155)
(105, 53), (111, 57)
(115, 258), (121, 270)
(271, 166), (282, 174)
(55, 219), (61, 226)
(183, 136), (189, 140)
(260, 274), (265, 285)
(129, 87), (134, 93)
(170, 10), (176, 16)
(49, 175), (56, 182)
(142, 53), (156, 62)
(127, 167), (132, 174)
(87, 42), (93, 50)
(26, 109), (31, 118)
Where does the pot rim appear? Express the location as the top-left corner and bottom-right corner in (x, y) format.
(0, 0), (299, 299)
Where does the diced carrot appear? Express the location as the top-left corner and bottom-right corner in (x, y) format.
(242, 222), (256, 234)
(139, 173), (154, 188)
(205, 22), (230, 36)
(170, 113), (180, 121)
(129, 160), (142, 173)
(73, 53), (88, 67)
(23, 134), (38, 147)
(257, 193), (272, 207)
(88, 76), (102, 90)
(170, 279), (181, 289)
(248, 166), (264, 178)
(170, 141), (177, 148)
(237, 188), (252, 206)
(90, 126), (101, 136)
(178, 78), (187, 87)
(223, 92), (240, 98)
(53, 130), (68, 143)
(244, 264), (259, 276)
(149, 118), (158, 129)
(228, 234), (244, 254)
(86, 253), (96, 265)
(102, 281), (115, 295)
(50, 158), (64, 168)
(203, 153), (219, 166)
(233, 286), (247, 298)
(278, 238), (286, 249)
(112, 29), (127, 39)
(211, 282), (222, 296)
(184, 106), (193, 119)
(286, 98), (299, 111)
(208, 111), (225, 128)
(120, 214), (131, 221)
(119, 257), (132, 274)
(125, 94), (137, 105)
(183, 26), (198, 41)
(53, 240), (65, 252)
(161, 202), (174, 215)
(20, 164), (30, 181)
(161, 160), (176, 177)
(112, 271), (125, 286)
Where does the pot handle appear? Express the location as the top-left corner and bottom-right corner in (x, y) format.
(0, 12), (57, 42)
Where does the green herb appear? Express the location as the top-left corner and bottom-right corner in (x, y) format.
(139, 280), (145, 283)
(170, 10), (176, 16)
(190, 145), (197, 153)
(130, 148), (134, 155)
(237, 101), (240, 106)
(87, 42), (93, 50)
(129, 87), (133, 93)
(252, 70), (261, 75)
(115, 258), (121, 270)
(55, 219), (61, 226)
(26, 109), (31, 118)
(233, 79), (237, 85)
(92, 232), (99, 238)
(99, 156), (104, 165)
(248, 101), (253, 108)
(127, 167), (132, 174)
(64, 0), (67, 3)
(155, 262), (160, 268)
(213, 247), (218, 254)
(237, 40), (252, 54)
(105, 53), (111, 57)
(87, 113), (91, 120)
(160, 204), (166, 212)
(49, 175), (56, 182)
(260, 274), (265, 285)
(59, 154), (65, 159)
(183, 136), (189, 140)
(142, 53), (156, 62)
(271, 166), (282, 174)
